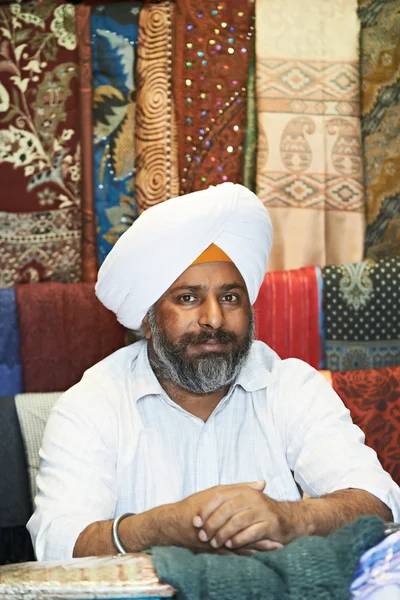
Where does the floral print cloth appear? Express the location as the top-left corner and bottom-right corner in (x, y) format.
(0, 1), (82, 286)
(333, 366), (400, 487)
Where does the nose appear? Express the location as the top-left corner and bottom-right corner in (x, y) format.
(198, 296), (224, 330)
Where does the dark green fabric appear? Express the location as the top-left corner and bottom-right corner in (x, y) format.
(242, 32), (257, 193)
(152, 516), (384, 600)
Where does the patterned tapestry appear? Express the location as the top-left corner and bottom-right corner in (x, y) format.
(254, 266), (322, 369)
(76, 5), (97, 282)
(323, 257), (400, 372)
(135, 1), (179, 212)
(0, 1), (82, 286)
(332, 366), (400, 487)
(91, 2), (140, 264)
(173, 0), (254, 194)
(359, 0), (400, 259)
(242, 33), (256, 193)
(256, 0), (365, 272)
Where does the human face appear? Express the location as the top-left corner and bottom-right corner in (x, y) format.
(143, 262), (254, 394)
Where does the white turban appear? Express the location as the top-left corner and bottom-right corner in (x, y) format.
(95, 182), (273, 330)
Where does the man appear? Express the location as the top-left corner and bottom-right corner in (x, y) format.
(28, 183), (400, 561)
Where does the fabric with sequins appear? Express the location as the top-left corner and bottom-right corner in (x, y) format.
(359, 0), (400, 260)
(0, 1), (82, 286)
(173, 1), (254, 193)
(322, 257), (400, 372)
(135, 1), (179, 213)
(256, 0), (365, 271)
(91, 2), (140, 264)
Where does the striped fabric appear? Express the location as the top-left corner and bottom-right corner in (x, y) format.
(254, 266), (322, 369)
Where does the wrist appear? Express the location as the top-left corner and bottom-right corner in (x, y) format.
(273, 500), (315, 543)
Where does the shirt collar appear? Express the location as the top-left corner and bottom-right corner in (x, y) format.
(131, 339), (277, 404)
(131, 340), (167, 403)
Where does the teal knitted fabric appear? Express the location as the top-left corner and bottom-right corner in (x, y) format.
(152, 516), (385, 600)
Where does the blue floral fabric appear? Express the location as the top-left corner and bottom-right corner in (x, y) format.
(91, 3), (141, 264)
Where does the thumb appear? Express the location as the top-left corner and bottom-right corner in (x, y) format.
(247, 479), (266, 491)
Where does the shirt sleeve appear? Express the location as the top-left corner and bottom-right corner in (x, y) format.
(27, 381), (119, 561)
(277, 359), (400, 522)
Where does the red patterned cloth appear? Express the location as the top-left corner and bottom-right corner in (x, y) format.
(332, 367), (400, 487)
(173, 0), (254, 193)
(16, 283), (125, 392)
(254, 266), (321, 369)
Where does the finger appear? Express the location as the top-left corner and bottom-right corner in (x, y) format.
(208, 509), (257, 548)
(247, 480), (266, 492)
(200, 495), (255, 542)
(247, 539), (283, 551)
(193, 481), (265, 528)
(228, 522), (280, 549)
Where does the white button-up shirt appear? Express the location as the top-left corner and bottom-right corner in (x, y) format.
(28, 340), (400, 560)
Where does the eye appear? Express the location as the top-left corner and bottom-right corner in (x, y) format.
(179, 294), (197, 303)
(221, 293), (239, 303)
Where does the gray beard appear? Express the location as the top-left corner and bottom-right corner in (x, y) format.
(147, 307), (254, 394)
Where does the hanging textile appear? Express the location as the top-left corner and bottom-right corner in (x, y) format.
(76, 5), (97, 282)
(15, 282), (125, 392)
(256, 0), (365, 272)
(359, 0), (400, 260)
(0, 2), (82, 285)
(323, 257), (400, 372)
(332, 366), (400, 487)
(0, 289), (22, 396)
(135, 1), (179, 213)
(91, 2), (140, 264)
(242, 33), (256, 192)
(173, 1), (254, 194)
(254, 266), (321, 369)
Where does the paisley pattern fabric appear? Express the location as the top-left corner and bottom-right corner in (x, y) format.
(256, 0), (365, 271)
(173, 0), (254, 194)
(254, 266), (322, 369)
(359, 0), (400, 259)
(135, 1), (179, 213)
(91, 2), (140, 264)
(0, 1), (81, 286)
(76, 5), (97, 282)
(332, 367), (400, 487)
(322, 257), (400, 372)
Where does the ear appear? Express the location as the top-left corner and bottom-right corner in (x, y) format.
(142, 314), (151, 340)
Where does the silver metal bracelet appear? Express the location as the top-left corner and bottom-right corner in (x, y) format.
(112, 512), (134, 554)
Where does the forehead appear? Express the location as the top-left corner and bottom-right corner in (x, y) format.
(165, 261), (247, 293)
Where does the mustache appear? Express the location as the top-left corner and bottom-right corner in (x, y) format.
(174, 328), (239, 351)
